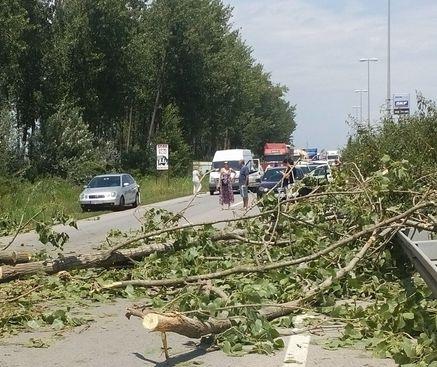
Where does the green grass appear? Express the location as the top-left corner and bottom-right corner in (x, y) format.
(137, 176), (192, 205)
(0, 175), (192, 235)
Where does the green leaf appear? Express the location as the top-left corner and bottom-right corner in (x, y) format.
(273, 338), (285, 349)
(27, 320), (40, 329)
(52, 318), (64, 330)
(402, 312), (415, 320)
(222, 340), (232, 354)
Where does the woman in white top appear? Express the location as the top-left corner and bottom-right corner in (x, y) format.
(192, 169), (201, 194)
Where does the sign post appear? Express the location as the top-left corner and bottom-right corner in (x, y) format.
(156, 144), (169, 186)
(156, 144), (169, 171)
(393, 94), (410, 116)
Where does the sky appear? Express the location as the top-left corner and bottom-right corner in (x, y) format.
(223, 0), (437, 150)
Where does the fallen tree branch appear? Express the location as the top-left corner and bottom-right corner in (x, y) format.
(125, 230), (379, 339)
(0, 242), (174, 282)
(0, 251), (33, 265)
(104, 201), (433, 290)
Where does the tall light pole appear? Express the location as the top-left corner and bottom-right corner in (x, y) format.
(359, 57), (378, 125)
(354, 89), (368, 124)
(386, 0), (391, 117)
(352, 106), (361, 120)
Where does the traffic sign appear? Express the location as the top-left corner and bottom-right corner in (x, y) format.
(156, 144), (169, 170)
(393, 94), (410, 115)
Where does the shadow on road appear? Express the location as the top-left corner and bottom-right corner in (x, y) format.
(132, 344), (212, 366)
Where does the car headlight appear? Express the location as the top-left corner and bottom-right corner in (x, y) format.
(80, 193), (86, 200)
(110, 192), (117, 198)
(262, 187), (269, 192)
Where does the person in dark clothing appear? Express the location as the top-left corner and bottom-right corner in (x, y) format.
(282, 158), (295, 188)
(238, 159), (250, 209)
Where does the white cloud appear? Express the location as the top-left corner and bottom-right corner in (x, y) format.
(225, 0), (437, 149)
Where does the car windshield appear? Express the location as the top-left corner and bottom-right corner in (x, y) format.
(265, 154), (286, 162)
(307, 164), (319, 172)
(298, 166), (310, 174)
(262, 168), (285, 182)
(212, 161), (241, 170)
(88, 176), (121, 188)
(312, 166), (328, 176)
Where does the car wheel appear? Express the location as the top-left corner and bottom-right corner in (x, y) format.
(118, 195), (125, 210)
(132, 193), (140, 208)
(81, 205), (88, 212)
(209, 190), (215, 195)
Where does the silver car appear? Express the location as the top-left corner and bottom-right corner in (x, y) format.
(79, 173), (140, 211)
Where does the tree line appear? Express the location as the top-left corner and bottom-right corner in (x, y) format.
(0, 0), (296, 180)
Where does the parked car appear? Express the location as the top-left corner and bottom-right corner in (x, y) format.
(79, 173), (140, 211)
(257, 166), (304, 199)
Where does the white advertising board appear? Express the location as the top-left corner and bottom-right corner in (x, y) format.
(156, 144), (169, 170)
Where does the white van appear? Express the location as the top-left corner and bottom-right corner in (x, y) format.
(209, 149), (262, 195)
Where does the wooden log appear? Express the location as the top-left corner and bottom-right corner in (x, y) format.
(141, 312), (232, 339)
(0, 251), (33, 265)
(0, 242), (174, 282)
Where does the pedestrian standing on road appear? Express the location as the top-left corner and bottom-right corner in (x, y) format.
(192, 168), (201, 195)
(281, 158), (295, 190)
(238, 159), (250, 210)
(218, 161), (234, 210)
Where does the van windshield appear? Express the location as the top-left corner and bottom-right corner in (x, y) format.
(212, 161), (241, 170)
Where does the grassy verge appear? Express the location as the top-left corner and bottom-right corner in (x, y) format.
(0, 175), (192, 236)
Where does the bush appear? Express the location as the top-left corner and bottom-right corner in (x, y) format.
(343, 95), (437, 177)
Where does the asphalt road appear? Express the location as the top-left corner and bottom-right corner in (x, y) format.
(1, 193), (251, 254)
(0, 192), (397, 367)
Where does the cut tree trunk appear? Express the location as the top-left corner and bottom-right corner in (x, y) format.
(142, 312), (232, 339)
(0, 251), (33, 265)
(0, 242), (174, 282)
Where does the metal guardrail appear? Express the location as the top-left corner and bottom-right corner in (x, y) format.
(395, 229), (437, 297)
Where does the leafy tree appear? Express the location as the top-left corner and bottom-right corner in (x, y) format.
(155, 104), (191, 176)
(343, 94), (437, 176)
(29, 104), (117, 183)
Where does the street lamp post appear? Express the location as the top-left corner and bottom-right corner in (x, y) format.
(354, 89), (368, 124)
(352, 106), (361, 120)
(359, 58), (378, 125)
(386, 0), (391, 117)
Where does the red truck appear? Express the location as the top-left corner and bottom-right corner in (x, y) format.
(262, 143), (291, 170)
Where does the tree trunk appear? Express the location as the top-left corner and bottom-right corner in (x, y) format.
(0, 242), (174, 282)
(0, 251), (33, 265)
(141, 312), (232, 339)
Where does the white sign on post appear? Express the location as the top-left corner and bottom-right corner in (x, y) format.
(393, 94), (410, 115)
(156, 144), (169, 170)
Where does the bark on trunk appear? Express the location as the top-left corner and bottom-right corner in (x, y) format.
(0, 243), (174, 282)
(142, 312), (232, 339)
(0, 251), (33, 265)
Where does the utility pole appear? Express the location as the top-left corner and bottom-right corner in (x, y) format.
(354, 89), (368, 124)
(386, 0), (392, 118)
(359, 58), (378, 126)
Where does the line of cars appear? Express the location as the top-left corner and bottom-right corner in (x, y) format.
(256, 161), (333, 199)
(78, 150), (333, 212)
